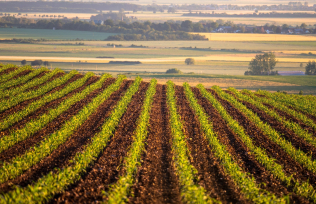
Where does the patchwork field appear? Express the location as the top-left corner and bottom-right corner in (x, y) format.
(1, 65), (316, 203)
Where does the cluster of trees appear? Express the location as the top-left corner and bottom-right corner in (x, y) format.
(166, 68), (182, 74)
(305, 61), (316, 75)
(106, 31), (206, 41)
(245, 53), (278, 75)
(21, 60), (50, 66)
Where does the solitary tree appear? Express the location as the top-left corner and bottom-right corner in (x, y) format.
(185, 58), (195, 65)
(21, 59), (27, 65)
(31, 60), (43, 66)
(247, 53), (277, 75)
(43, 61), (50, 66)
(305, 60), (316, 75)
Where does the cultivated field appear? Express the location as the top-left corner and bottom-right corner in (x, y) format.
(0, 64), (316, 203)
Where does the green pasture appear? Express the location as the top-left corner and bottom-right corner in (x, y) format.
(0, 28), (115, 40)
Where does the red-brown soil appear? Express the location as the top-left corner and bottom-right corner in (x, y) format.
(129, 84), (182, 204)
(25, 72), (64, 92)
(7, 71), (49, 91)
(0, 78), (116, 163)
(174, 86), (249, 204)
(204, 89), (308, 203)
(0, 74), (82, 120)
(263, 103), (316, 137)
(52, 81), (149, 203)
(222, 90), (316, 190)
(0, 68), (17, 76)
(0, 79), (134, 193)
(10, 70), (32, 80)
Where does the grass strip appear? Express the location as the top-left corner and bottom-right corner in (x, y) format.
(258, 90), (316, 118)
(0, 72), (94, 131)
(0, 69), (64, 99)
(0, 75), (126, 184)
(166, 81), (216, 204)
(0, 74), (111, 153)
(187, 83), (285, 203)
(0, 77), (142, 204)
(0, 66), (32, 84)
(0, 67), (46, 90)
(212, 86), (316, 176)
(106, 79), (157, 203)
(240, 89), (316, 148)
(196, 84), (316, 202)
(0, 70), (78, 113)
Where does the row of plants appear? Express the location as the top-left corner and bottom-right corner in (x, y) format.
(0, 66), (32, 84)
(0, 72), (94, 131)
(106, 79), (157, 203)
(0, 73), (111, 153)
(166, 81), (215, 204)
(0, 75), (126, 183)
(0, 77), (143, 203)
(184, 83), (285, 203)
(0, 67), (46, 90)
(0, 70), (78, 113)
(240, 89), (316, 148)
(212, 86), (316, 175)
(257, 90), (316, 118)
(0, 68), (64, 99)
(195, 85), (316, 202)
(0, 64), (15, 74)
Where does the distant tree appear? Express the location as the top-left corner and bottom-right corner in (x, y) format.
(299, 90), (303, 95)
(181, 20), (193, 32)
(282, 24), (289, 29)
(21, 59), (27, 65)
(185, 58), (195, 65)
(305, 60), (316, 75)
(168, 7), (177, 13)
(43, 61), (50, 66)
(119, 8), (125, 14)
(300, 62), (304, 68)
(31, 60), (43, 66)
(166, 68), (182, 74)
(247, 53), (278, 75)
(300, 23), (307, 29)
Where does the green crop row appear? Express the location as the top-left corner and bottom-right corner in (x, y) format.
(0, 77), (142, 204)
(212, 86), (316, 176)
(240, 89), (316, 148)
(185, 83), (284, 203)
(106, 79), (157, 203)
(0, 72), (93, 131)
(0, 75), (126, 184)
(196, 85), (316, 202)
(0, 69), (64, 99)
(0, 66), (32, 84)
(166, 81), (215, 204)
(257, 90), (316, 118)
(0, 74), (111, 153)
(0, 67), (46, 90)
(0, 70), (78, 113)
(0, 64), (15, 74)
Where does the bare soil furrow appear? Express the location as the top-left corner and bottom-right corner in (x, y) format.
(0, 74), (81, 120)
(224, 90), (316, 189)
(0, 78), (116, 163)
(205, 89), (307, 203)
(10, 70), (32, 80)
(52, 81), (148, 204)
(7, 71), (49, 91)
(175, 86), (248, 204)
(0, 79), (131, 193)
(130, 84), (182, 204)
(0, 68), (17, 77)
(0, 76), (99, 136)
(25, 72), (64, 92)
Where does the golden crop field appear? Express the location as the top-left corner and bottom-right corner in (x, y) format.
(193, 33), (316, 42)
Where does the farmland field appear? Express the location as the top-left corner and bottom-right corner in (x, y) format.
(1, 64), (316, 203)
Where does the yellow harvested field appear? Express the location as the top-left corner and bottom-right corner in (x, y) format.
(194, 33), (316, 41)
(1, 55), (314, 63)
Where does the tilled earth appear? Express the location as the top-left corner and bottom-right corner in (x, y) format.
(1, 73), (316, 204)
